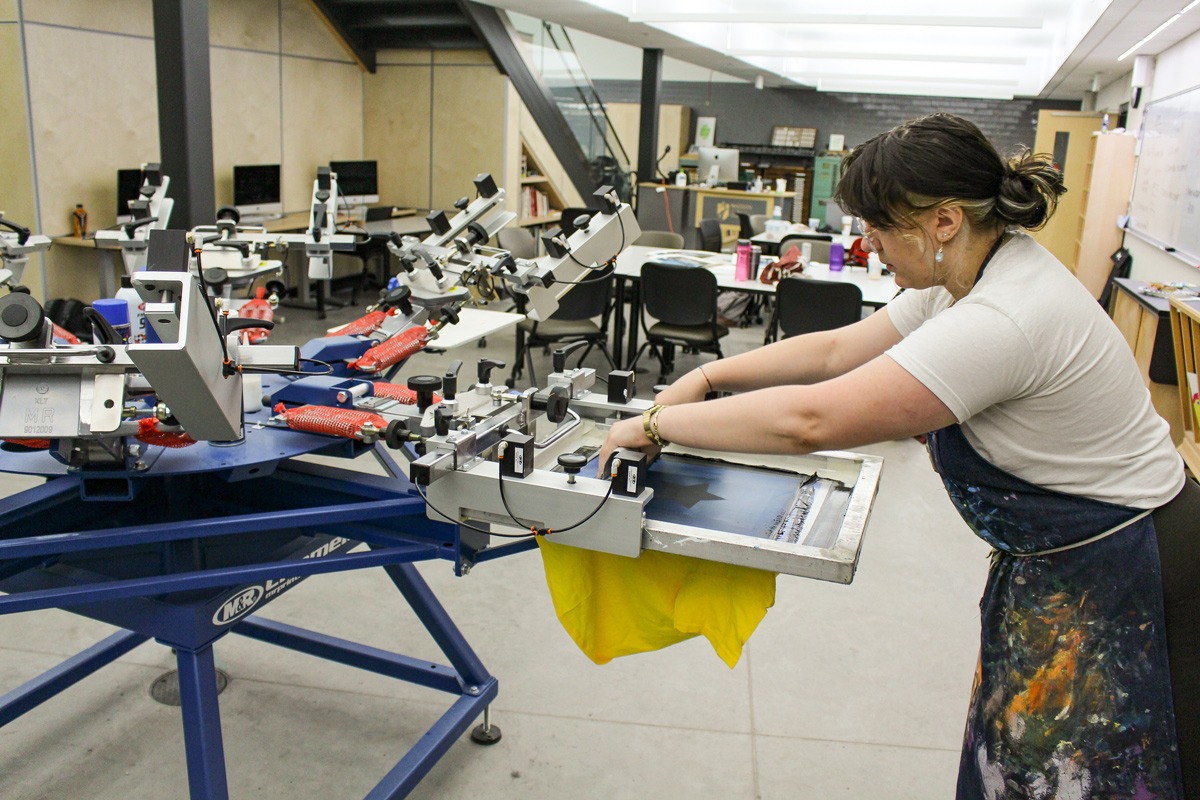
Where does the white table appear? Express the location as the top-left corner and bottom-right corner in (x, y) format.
(611, 245), (898, 367)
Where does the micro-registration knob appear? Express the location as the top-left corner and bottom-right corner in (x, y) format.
(406, 374), (442, 412)
(557, 452), (589, 484)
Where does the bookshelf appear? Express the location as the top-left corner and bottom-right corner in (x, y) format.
(518, 137), (565, 228)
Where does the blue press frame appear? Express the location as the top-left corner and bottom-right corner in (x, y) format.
(0, 446), (537, 800)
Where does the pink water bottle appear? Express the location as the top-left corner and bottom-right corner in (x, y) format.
(735, 239), (751, 281)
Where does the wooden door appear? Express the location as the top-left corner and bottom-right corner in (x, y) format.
(1031, 110), (1102, 270)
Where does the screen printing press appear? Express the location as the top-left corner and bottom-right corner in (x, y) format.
(0, 178), (881, 799)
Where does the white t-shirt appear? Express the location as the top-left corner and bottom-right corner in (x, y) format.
(885, 232), (1183, 509)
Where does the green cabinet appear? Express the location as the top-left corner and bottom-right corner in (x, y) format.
(810, 155), (844, 223)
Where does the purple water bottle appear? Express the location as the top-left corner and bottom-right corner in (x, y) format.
(829, 243), (845, 271)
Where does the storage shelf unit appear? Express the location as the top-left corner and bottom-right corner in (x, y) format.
(518, 137), (565, 228)
(1168, 297), (1200, 477)
(1073, 132), (1136, 298)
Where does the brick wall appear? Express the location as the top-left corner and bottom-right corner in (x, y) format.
(595, 81), (1079, 155)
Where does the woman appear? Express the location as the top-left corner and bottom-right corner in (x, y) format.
(597, 113), (1197, 798)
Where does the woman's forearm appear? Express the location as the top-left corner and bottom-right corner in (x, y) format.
(700, 309), (903, 394)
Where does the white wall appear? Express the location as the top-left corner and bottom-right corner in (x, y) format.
(1126, 27), (1200, 283)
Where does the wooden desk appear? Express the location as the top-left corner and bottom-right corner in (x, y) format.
(261, 207), (416, 234)
(1168, 297), (1200, 476)
(1110, 278), (1185, 442)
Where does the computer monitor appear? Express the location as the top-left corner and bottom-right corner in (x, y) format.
(329, 160), (379, 205)
(233, 164), (282, 218)
(117, 168), (144, 219)
(697, 147), (740, 186)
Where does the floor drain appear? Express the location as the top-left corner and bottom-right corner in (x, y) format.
(149, 669), (231, 706)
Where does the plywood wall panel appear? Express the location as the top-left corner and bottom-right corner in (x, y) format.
(283, 0), (351, 62)
(24, 0), (154, 38)
(25, 24), (158, 236)
(0, 24), (42, 298)
(430, 65), (506, 210)
(281, 56), (362, 210)
(211, 48), (282, 206)
(210, 0), (280, 52)
(364, 65), (433, 210)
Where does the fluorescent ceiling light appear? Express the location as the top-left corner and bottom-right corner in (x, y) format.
(1118, 0), (1200, 60)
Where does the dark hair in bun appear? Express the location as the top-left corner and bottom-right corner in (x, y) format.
(834, 113), (1066, 232)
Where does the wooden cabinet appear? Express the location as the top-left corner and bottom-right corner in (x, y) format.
(1074, 133), (1136, 298)
(518, 136), (565, 228)
(1110, 279), (1185, 444)
(1168, 297), (1200, 477)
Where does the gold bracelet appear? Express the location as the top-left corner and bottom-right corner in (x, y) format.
(652, 402), (672, 448)
(642, 404), (669, 446)
(697, 365), (714, 394)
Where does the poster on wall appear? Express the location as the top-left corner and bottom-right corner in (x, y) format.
(696, 116), (717, 148)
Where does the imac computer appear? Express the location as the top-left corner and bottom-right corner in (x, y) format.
(697, 146), (740, 186)
(233, 164), (283, 219)
(330, 160), (379, 205)
(116, 168), (144, 222)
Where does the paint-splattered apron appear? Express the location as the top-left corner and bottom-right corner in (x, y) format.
(926, 423), (1184, 799)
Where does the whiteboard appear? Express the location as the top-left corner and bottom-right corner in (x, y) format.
(1127, 84), (1200, 266)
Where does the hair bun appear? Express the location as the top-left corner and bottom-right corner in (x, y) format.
(994, 149), (1066, 230)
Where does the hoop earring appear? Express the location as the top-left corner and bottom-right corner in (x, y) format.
(935, 244), (944, 264)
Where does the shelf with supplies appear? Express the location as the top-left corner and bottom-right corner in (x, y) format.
(518, 137), (566, 228)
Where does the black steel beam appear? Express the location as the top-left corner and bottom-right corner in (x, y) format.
(364, 29), (481, 49)
(638, 48), (664, 184)
(151, 0), (215, 229)
(455, 0), (596, 200)
(308, 0), (378, 72)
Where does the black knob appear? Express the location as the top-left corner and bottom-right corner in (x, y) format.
(477, 358), (505, 384)
(552, 340), (587, 374)
(437, 306), (460, 326)
(202, 267), (228, 291)
(407, 374), (441, 412)
(545, 386), (569, 424)
(0, 293), (45, 343)
(380, 285), (413, 315)
(383, 419), (408, 449)
(215, 205), (240, 223)
(443, 359), (463, 401)
(557, 452), (588, 475)
(434, 405), (453, 436)
(454, 196), (470, 210)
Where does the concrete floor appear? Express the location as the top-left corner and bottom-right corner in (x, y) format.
(0, 291), (991, 799)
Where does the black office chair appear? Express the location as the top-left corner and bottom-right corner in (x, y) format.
(737, 213), (755, 239)
(779, 233), (832, 262)
(697, 218), (723, 252)
(512, 264), (616, 387)
(630, 262), (729, 383)
(766, 276), (863, 343)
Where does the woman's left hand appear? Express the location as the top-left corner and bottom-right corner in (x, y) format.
(595, 414), (661, 478)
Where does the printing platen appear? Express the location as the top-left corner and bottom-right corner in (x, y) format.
(535, 421), (878, 581)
